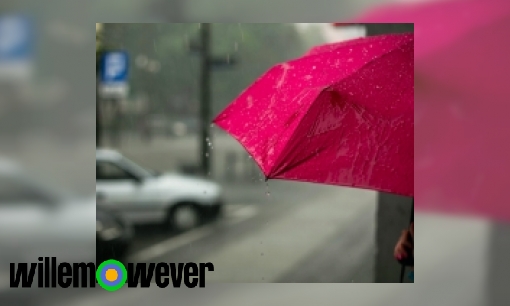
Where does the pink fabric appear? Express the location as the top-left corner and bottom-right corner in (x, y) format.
(354, 0), (510, 101)
(353, 0), (510, 221)
(214, 34), (414, 197)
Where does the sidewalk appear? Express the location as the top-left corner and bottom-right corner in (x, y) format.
(197, 187), (377, 283)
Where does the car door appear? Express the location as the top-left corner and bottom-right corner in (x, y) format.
(0, 175), (53, 263)
(0, 174), (91, 261)
(96, 160), (163, 224)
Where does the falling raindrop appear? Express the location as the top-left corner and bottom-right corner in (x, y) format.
(210, 123), (215, 128)
(265, 181), (271, 197)
(238, 23), (244, 41)
(261, 253), (264, 256)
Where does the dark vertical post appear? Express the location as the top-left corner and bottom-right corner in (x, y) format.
(489, 222), (510, 306)
(96, 62), (102, 147)
(364, 23), (414, 283)
(399, 202), (414, 283)
(199, 23), (212, 177)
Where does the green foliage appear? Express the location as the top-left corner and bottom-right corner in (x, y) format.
(100, 23), (307, 115)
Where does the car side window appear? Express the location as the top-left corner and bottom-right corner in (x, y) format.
(0, 176), (47, 204)
(97, 161), (134, 181)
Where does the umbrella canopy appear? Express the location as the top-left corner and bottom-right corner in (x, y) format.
(354, 0), (510, 101)
(214, 33), (414, 197)
(352, 0), (510, 220)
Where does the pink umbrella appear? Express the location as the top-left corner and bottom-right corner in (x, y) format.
(354, 0), (510, 101)
(214, 33), (414, 197)
(352, 0), (510, 221)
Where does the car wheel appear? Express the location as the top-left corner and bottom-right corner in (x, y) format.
(168, 204), (200, 232)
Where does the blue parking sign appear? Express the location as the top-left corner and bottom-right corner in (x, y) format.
(100, 51), (129, 84)
(0, 15), (33, 61)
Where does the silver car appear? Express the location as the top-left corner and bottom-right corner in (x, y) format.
(96, 149), (224, 232)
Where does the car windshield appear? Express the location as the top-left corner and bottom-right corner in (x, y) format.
(0, 173), (71, 206)
(25, 174), (73, 201)
(119, 157), (157, 179)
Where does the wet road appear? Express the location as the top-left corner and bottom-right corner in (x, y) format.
(1, 181), (376, 306)
(125, 181), (377, 283)
(1, 132), (377, 306)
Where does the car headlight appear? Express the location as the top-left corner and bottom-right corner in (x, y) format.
(96, 220), (103, 232)
(96, 220), (122, 241)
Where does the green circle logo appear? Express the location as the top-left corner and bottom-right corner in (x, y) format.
(96, 259), (127, 291)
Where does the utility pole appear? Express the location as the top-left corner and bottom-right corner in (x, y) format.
(96, 23), (103, 147)
(199, 23), (212, 177)
(96, 77), (102, 147)
(189, 23), (237, 177)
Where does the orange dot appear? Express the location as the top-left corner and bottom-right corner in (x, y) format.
(105, 269), (118, 282)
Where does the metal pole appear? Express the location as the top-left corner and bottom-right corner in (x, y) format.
(199, 23), (211, 177)
(96, 77), (102, 147)
(399, 200), (414, 283)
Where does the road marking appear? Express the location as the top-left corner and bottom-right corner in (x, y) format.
(128, 204), (259, 262)
(228, 205), (259, 225)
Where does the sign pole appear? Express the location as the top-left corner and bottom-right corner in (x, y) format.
(199, 23), (211, 177)
(98, 50), (129, 148)
(96, 77), (102, 147)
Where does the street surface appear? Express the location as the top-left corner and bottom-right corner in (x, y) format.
(1, 180), (377, 306)
(125, 181), (377, 283)
(1, 131), (377, 306)
(1, 211), (491, 306)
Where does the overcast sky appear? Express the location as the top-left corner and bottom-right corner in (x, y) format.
(295, 23), (366, 43)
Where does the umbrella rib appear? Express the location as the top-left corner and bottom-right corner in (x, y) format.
(267, 88), (323, 177)
(270, 37), (413, 178)
(323, 38), (414, 98)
